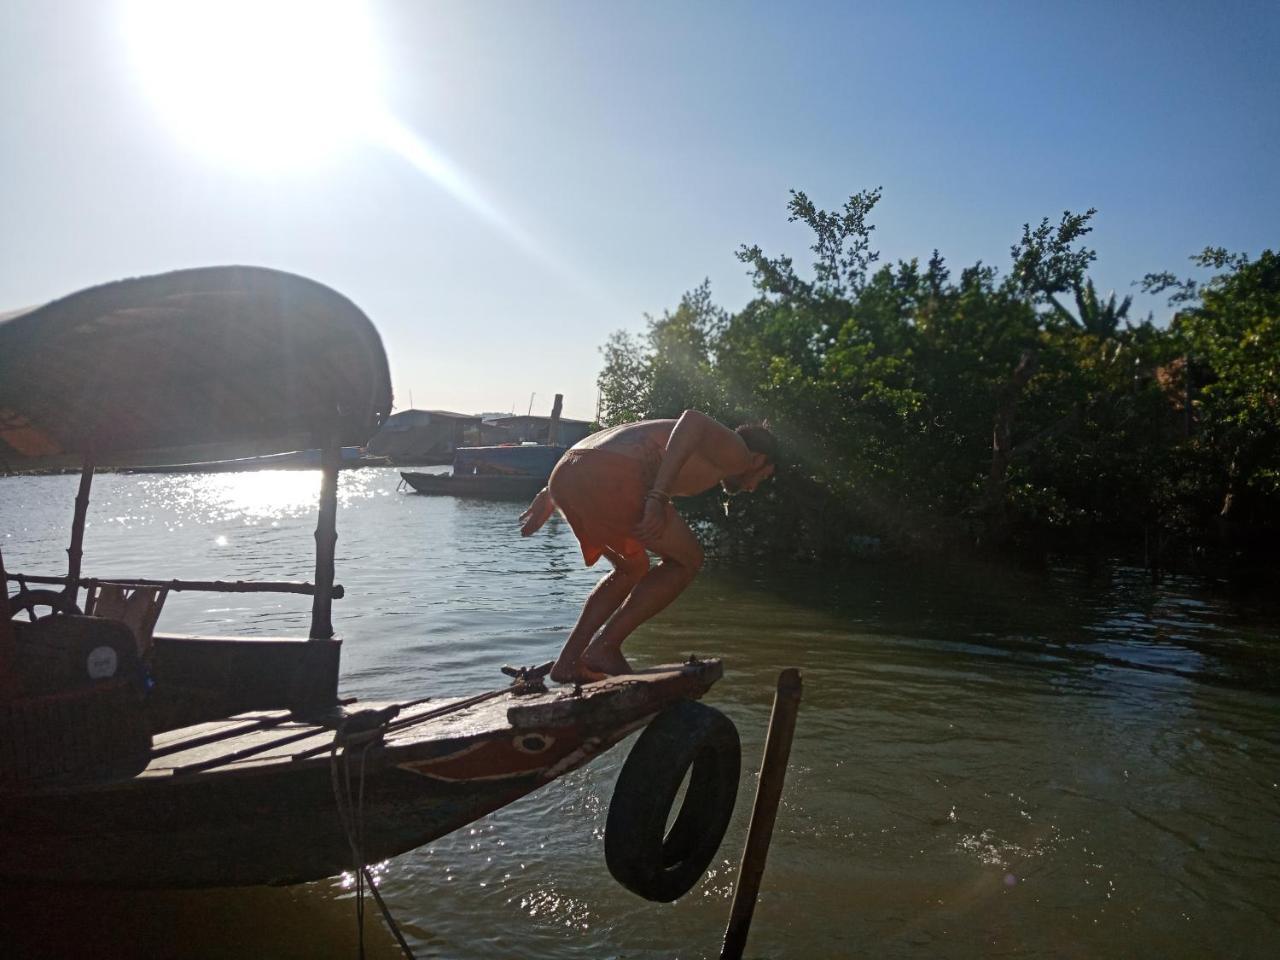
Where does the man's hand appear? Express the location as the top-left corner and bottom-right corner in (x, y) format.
(633, 497), (669, 544)
(519, 487), (555, 536)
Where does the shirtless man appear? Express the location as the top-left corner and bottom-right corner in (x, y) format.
(519, 409), (776, 683)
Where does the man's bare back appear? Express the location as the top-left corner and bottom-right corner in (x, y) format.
(574, 420), (738, 499)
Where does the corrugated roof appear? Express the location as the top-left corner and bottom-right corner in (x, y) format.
(486, 414), (592, 426)
(386, 408), (481, 421)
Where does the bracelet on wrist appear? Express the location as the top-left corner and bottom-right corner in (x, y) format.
(645, 489), (672, 505)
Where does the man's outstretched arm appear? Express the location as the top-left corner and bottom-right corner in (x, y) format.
(653, 410), (753, 491)
(519, 487), (555, 536)
(634, 410), (752, 542)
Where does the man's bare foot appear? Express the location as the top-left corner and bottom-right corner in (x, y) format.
(582, 646), (633, 676)
(549, 659), (608, 684)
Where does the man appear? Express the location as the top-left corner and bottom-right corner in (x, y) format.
(519, 409), (776, 683)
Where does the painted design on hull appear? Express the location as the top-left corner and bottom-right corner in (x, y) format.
(397, 727), (576, 782)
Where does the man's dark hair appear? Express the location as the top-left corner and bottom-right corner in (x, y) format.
(736, 421), (777, 462)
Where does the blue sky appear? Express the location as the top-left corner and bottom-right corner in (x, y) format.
(2, 1), (1275, 421)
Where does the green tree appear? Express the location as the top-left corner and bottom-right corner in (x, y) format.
(1163, 250), (1280, 551)
(593, 192), (1275, 574)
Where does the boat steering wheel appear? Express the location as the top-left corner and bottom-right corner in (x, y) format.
(7, 587), (82, 621)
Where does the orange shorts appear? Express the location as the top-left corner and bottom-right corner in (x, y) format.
(548, 448), (648, 566)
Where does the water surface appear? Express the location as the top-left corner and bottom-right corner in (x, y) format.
(2, 468), (1277, 958)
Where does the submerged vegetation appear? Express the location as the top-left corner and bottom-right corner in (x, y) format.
(596, 190), (1278, 578)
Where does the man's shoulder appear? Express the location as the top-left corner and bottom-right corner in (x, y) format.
(613, 418), (677, 436)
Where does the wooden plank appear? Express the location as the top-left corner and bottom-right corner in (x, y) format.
(145, 724), (335, 775)
(137, 661), (720, 779)
(142, 699), (466, 775)
(508, 661), (721, 728)
(150, 711), (287, 750)
(149, 711), (296, 758)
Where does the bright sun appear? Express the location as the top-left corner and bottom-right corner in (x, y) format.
(121, 0), (385, 171)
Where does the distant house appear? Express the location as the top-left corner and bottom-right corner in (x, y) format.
(483, 414), (594, 447)
(366, 409), (483, 464)
(478, 420), (516, 445)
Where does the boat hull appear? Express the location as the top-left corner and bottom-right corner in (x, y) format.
(1, 757), (548, 887)
(0, 661), (722, 888)
(400, 471), (547, 500)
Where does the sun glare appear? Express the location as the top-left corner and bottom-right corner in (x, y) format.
(121, 0), (384, 171)
(119, 0), (589, 290)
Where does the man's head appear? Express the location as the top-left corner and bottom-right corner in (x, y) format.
(723, 421), (777, 494)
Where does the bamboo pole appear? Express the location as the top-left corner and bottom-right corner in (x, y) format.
(65, 458), (95, 609)
(0, 545), (18, 699)
(309, 443), (342, 640)
(4, 573), (343, 598)
(720, 668), (803, 960)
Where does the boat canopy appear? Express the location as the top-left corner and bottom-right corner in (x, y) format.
(0, 266), (393, 470)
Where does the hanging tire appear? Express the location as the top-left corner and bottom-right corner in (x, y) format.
(605, 699), (741, 902)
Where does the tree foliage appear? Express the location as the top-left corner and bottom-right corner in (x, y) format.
(1169, 251), (1280, 540)
(597, 191), (1278, 573)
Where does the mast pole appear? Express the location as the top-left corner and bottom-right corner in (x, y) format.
(548, 393), (563, 446)
(309, 442), (341, 640)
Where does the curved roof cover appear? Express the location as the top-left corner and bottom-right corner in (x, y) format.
(0, 266), (393, 471)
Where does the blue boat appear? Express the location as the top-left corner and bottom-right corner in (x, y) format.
(400, 443), (567, 499)
(452, 443), (564, 477)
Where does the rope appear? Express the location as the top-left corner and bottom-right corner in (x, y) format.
(293, 688), (513, 764)
(320, 669), (550, 957)
(330, 726), (417, 960)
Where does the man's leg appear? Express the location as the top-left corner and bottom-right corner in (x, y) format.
(550, 548), (650, 683)
(583, 511), (703, 675)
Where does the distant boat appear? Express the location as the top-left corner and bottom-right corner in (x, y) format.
(400, 442), (565, 500)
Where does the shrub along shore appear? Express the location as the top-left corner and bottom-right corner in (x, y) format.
(595, 190), (1278, 585)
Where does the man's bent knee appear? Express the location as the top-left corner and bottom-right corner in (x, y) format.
(685, 542), (705, 574)
(661, 550), (702, 582)
(611, 550), (650, 582)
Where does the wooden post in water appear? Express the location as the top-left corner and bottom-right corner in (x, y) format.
(720, 668), (803, 960)
(548, 393), (563, 446)
(309, 443), (342, 640)
(65, 458), (95, 610)
(0, 545), (19, 699)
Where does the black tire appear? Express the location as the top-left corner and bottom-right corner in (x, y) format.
(605, 699), (741, 902)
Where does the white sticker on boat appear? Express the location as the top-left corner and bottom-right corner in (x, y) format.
(86, 645), (118, 679)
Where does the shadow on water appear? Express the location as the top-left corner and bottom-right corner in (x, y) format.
(0, 879), (404, 960)
(698, 556), (1280, 695)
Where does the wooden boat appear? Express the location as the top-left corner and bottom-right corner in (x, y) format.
(452, 444), (566, 477)
(2, 661), (723, 888)
(400, 443), (565, 500)
(399, 469), (548, 500)
(0, 267), (739, 897)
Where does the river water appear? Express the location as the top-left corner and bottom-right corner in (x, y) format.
(1, 468), (1277, 959)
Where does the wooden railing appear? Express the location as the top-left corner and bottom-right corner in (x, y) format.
(5, 573), (343, 598)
